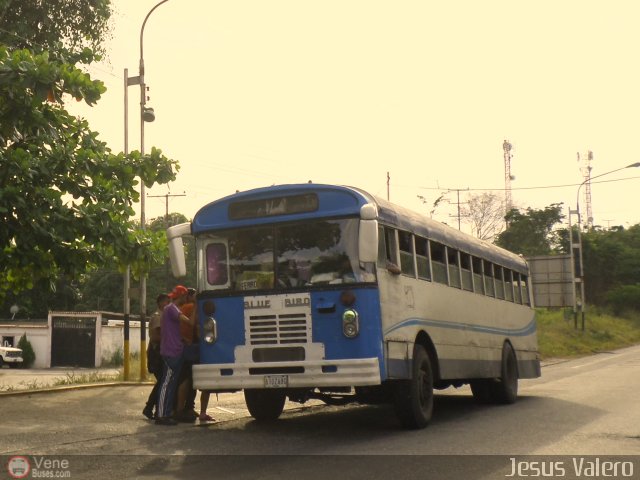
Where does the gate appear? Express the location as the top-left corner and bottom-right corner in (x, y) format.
(51, 316), (96, 367)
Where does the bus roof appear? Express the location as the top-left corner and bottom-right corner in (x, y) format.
(192, 183), (528, 274)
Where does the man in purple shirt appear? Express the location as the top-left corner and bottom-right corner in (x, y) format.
(155, 285), (192, 425)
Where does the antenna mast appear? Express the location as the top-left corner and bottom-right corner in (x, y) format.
(503, 139), (514, 217)
(578, 151), (594, 229)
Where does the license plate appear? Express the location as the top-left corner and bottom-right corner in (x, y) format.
(264, 375), (289, 388)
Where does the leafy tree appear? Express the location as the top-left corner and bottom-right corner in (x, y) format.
(0, 0), (112, 59)
(0, 276), (80, 319)
(580, 224), (640, 306)
(605, 284), (640, 316)
(0, 1), (179, 300)
(494, 204), (564, 256)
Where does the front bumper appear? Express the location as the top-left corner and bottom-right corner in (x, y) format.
(193, 357), (381, 391)
(3, 357), (23, 364)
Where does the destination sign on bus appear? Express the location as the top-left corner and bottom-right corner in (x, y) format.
(229, 193), (318, 220)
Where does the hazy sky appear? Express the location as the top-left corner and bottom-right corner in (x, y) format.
(71, 0), (640, 232)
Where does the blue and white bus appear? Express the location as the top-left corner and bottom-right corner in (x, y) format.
(167, 183), (540, 428)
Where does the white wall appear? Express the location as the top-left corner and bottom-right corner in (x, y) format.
(0, 325), (50, 368)
(0, 316), (144, 369)
(99, 323), (141, 367)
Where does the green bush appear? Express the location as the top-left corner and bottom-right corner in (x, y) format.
(104, 347), (124, 367)
(605, 284), (640, 316)
(17, 333), (35, 368)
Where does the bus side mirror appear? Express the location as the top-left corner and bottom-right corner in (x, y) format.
(359, 204), (378, 263)
(167, 223), (191, 277)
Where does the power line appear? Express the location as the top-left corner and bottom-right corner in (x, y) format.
(412, 175), (640, 193)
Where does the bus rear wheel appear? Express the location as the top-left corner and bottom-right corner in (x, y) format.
(491, 342), (518, 404)
(393, 344), (434, 429)
(471, 342), (518, 405)
(244, 389), (286, 421)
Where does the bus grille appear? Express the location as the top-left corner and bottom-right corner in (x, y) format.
(248, 312), (308, 345)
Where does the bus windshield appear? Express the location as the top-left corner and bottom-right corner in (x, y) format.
(199, 218), (376, 292)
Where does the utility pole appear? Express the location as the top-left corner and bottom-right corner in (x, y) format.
(446, 188), (469, 230)
(148, 191), (186, 290)
(148, 191), (187, 221)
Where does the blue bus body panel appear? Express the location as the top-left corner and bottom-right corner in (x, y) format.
(198, 297), (245, 365)
(197, 287), (386, 379)
(310, 288), (384, 376)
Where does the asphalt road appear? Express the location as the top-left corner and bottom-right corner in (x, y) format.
(2, 346), (640, 479)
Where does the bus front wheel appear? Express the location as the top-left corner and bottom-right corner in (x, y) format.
(244, 389), (286, 421)
(393, 344), (434, 429)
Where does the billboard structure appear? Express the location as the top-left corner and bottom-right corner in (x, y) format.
(526, 255), (574, 308)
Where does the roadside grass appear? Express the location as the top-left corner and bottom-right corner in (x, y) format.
(0, 372), (120, 392)
(536, 307), (640, 359)
(52, 371), (119, 386)
(116, 353), (150, 382)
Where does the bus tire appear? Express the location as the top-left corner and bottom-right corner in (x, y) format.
(490, 342), (518, 404)
(244, 389), (286, 421)
(393, 344), (434, 429)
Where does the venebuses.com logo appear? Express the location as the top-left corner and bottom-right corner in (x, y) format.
(7, 456), (30, 479)
(6, 455), (71, 478)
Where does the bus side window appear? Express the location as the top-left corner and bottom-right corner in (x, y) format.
(430, 241), (447, 285)
(484, 260), (495, 297)
(447, 247), (461, 289)
(377, 226), (387, 267)
(521, 274), (531, 305)
(471, 256), (484, 295)
(460, 253), (473, 291)
(513, 272), (523, 304)
(495, 265), (505, 299)
(504, 269), (514, 302)
(378, 226), (400, 272)
(398, 231), (416, 277)
(415, 236), (431, 281)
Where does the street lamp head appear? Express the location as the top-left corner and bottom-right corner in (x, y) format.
(143, 107), (155, 122)
(627, 162), (640, 168)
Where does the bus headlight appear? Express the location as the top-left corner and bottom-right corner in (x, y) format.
(342, 309), (359, 338)
(203, 317), (217, 344)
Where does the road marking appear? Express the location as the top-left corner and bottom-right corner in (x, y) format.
(215, 406), (235, 414)
(570, 350), (634, 369)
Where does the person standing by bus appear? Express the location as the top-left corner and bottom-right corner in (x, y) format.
(155, 285), (192, 426)
(143, 293), (170, 420)
(174, 288), (198, 422)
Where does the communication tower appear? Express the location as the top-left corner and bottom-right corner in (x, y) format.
(577, 151), (594, 229)
(503, 140), (514, 216)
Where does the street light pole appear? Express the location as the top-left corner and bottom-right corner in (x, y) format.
(576, 162), (640, 227)
(570, 162), (640, 331)
(123, 0), (170, 381)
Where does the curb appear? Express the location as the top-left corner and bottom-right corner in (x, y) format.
(0, 381), (153, 397)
